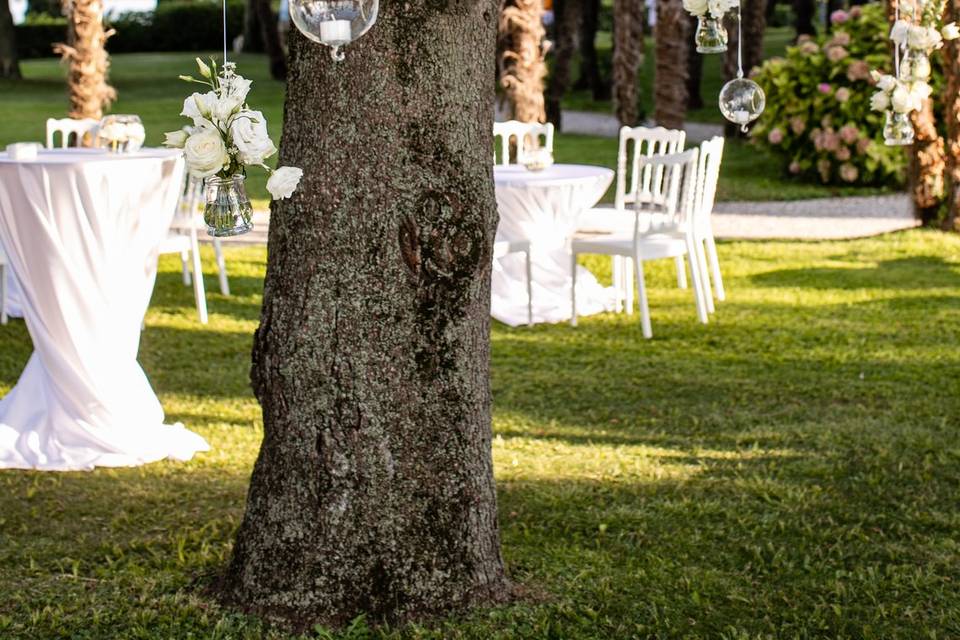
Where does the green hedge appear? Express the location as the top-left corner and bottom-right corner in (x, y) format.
(14, 1), (244, 59)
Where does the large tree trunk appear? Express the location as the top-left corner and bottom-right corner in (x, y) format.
(0, 0), (22, 79)
(612, 0), (643, 126)
(243, 0), (265, 53)
(575, 0), (609, 99)
(654, 0), (688, 128)
(944, 0), (960, 231)
(685, 12), (703, 110)
(55, 0), (115, 120)
(499, 0), (548, 122)
(793, 0), (816, 38)
(723, 0), (766, 135)
(221, 2), (510, 629)
(910, 98), (946, 224)
(253, 0), (286, 80)
(546, 0), (581, 127)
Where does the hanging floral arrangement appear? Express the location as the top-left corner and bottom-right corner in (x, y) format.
(682, 0), (739, 53)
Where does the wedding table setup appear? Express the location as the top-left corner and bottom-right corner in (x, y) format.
(0, 146), (210, 470)
(491, 163), (615, 326)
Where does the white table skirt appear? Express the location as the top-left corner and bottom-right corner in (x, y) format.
(0, 148), (209, 470)
(492, 164), (615, 326)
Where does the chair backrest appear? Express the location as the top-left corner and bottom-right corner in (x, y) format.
(46, 118), (100, 149)
(695, 136), (724, 230)
(633, 148), (700, 238)
(615, 126), (686, 210)
(493, 120), (555, 165)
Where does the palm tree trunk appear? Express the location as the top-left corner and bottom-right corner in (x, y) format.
(654, 0), (688, 128)
(793, 0), (816, 38)
(55, 0), (116, 120)
(576, 0), (609, 99)
(498, 0), (548, 122)
(0, 0), (22, 79)
(910, 99), (946, 224)
(685, 12), (703, 110)
(943, 0), (960, 230)
(612, 0), (644, 126)
(546, 0), (581, 127)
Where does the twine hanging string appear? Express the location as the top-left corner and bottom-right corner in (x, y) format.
(894, 0), (900, 78)
(737, 3), (744, 79)
(222, 0), (228, 65)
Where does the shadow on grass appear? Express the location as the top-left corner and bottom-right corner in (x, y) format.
(751, 255), (960, 290)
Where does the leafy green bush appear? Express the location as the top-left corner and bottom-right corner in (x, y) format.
(750, 4), (930, 187)
(14, 20), (66, 59)
(107, 1), (245, 54)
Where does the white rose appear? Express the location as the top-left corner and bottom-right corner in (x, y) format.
(229, 110), (277, 165)
(183, 128), (230, 179)
(126, 122), (146, 146)
(267, 166), (303, 200)
(181, 91), (218, 126)
(890, 20), (909, 44)
(164, 129), (189, 148)
(909, 80), (932, 101)
(683, 0), (708, 16)
(943, 22), (960, 40)
(891, 85), (913, 113)
(869, 91), (890, 112)
(876, 73), (896, 92)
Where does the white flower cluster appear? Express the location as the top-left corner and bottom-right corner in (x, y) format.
(889, 19), (959, 52)
(165, 58), (302, 201)
(98, 119), (146, 146)
(869, 71), (930, 114)
(683, 0), (738, 19)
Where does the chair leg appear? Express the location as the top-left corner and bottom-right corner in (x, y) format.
(189, 245), (209, 325)
(612, 256), (622, 313)
(625, 257), (634, 315)
(570, 251), (578, 327)
(632, 251), (652, 339)
(0, 265), (7, 326)
(685, 241), (709, 325)
(525, 249), (533, 327)
(213, 238), (230, 296)
(696, 238), (715, 315)
(180, 251), (191, 286)
(675, 255), (688, 289)
(705, 234), (725, 302)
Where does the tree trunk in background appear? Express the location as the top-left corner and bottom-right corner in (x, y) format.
(909, 99), (946, 224)
(243, 0), (265, 53)
(55, 0), (115, 120)
(253, 0), (286, 80)
(546, 0), (581, 127)
(0, 0), (22, 79)
(612, 0), (643, 126)
(654, 0), (688, 128)
(943, 0), (960, 230)
(221, 2), (510, 629)
(723, 0), (766, 136)
(793, 0), (816, 38)
(576, 0), (609, 99)
(685, 12), (703, 110)
(499, 0), (548, 122)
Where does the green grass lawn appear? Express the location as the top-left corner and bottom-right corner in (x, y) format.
(2, 229), (959, 638)
(0, 51), (893, 205)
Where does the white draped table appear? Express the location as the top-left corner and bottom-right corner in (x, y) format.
(0, 148), (209, 470)
(492, 164), (615, 326)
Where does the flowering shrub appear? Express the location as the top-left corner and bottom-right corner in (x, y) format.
(750, 4), (941, 186)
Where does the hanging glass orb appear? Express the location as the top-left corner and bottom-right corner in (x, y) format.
(695, 16), (728, 54)
(883, 110), (914, 146)
(289, 0), (379, 62)
(718, 77), (766, 132)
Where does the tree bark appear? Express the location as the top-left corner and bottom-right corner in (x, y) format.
(253, 0), (286, 80)
(909, 98), (946, 224)
(0, 0), (22, 79)
(654, 0), (688, 128)
(243, 0), (265, 53)
(685, 12), (703, 110)
(793, 0), (816, 38)
(612, 0), (643, 126)
(498, 0), (548, 122)
(575, 0), (609, 99)
(944, 0), (960, 230)
(546, 0), (581, 127)
(221, 2), (510, 629)
(55, 0), (115, 120)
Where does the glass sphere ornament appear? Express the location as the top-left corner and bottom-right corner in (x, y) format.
(718, 76), (766, 132)
(289, 0), (379, 62)
(883, 110), (915, 146)
(695, 16), (728, 54)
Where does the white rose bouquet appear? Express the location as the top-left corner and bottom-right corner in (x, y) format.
(868, 70), (928, 115)
(165, 58), (302, 201)
(683, 0), (738, 19)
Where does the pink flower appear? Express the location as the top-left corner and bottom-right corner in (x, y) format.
(839, 163), (859, 182)
(830, 32), (851, 47)
(767, 128), (784, 144)
(818, 83), (832, 94)
(790, 116), (806, 135)
(835, 87), (851, 103)
(846, 60), (871, 82)
(822, 131), (840, 152)
(800, 41), (820, 55)
(827, 46), (849, 63)
(857, 138), (871, 153)
(789, 161), (802, 174)
(817, 158), (832, 182)
(839, 124), (859, 144)
(849, 5), (862, 18)
(830, 9), (849, 25)
(835, 146), (851, 161)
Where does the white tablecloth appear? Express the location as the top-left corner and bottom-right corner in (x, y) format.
(0, 148), (209, 470)
(492, 164), (615, 326)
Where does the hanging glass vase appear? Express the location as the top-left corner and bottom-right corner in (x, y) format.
(899, 48), (931, 82)
(203, 174), (254, 237)
(289, 0), (379, 61)
(695, 15), (728, 53)
(883, 110), (915, 146)
(719, 77), (766, 132)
